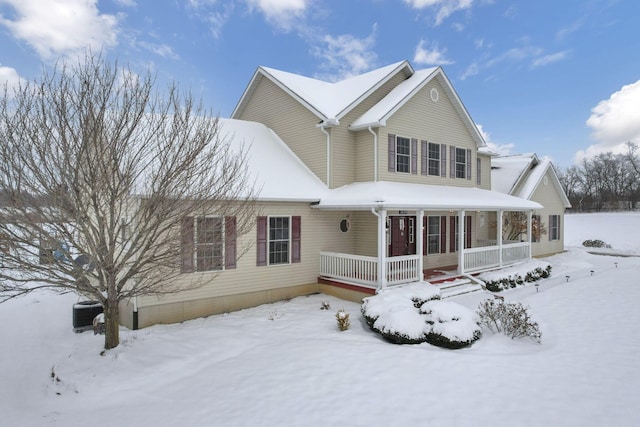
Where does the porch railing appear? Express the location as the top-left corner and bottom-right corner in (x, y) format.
(320, 252), (378, 287)
(463, 242), (531, 273)
(319, 252), (420, 288)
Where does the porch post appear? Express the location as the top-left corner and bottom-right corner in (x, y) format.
(458, 210), (465, 274)
(417, 209), (424, 281)
(498, 210), (503, 267)
(527, 210), (533, 259)
(378, 209), (387, 289)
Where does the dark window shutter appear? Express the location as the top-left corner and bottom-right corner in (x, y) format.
(421, 140), (428, 175)
(440, 216), (446, 254)
(441, 144), (447, 177)
(449, 216), (456, 253)
(450, 146), (455, 178)
(388, 134), (396, 172)
(476, 157), (482, 185)
(423, 216), (428, 254)
(466, 149), (472, 180)
(292, 216), (301, 263)
(256, 216), (267, 266)
(466, 216), (472, 249)
(411, 138), (418, 174)
(225, 216), (236, 269)
(181, 217), (194, 273)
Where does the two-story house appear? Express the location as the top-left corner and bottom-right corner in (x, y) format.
(121, 60), (567, 329)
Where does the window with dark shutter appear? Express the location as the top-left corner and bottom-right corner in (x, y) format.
(427, 216), (441, 254)
(428, 142), (441, 176)
(181, 217), (194, 273)
(292, 216), (301, 263)
(256, 216), (267, 266)
(225, 216), (236, 269)
(269, 216), (290, 264)
(411, 138), (418, 174)
(388, 134), (396, 172)
(396, 136), (411, 173)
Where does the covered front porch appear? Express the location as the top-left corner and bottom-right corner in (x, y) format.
(313, 181), (542, 291)
(319, 209), (533, 290)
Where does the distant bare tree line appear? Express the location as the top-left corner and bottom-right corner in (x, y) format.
(559, 142), (640, 212)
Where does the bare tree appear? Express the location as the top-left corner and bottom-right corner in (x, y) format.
(501, 211), (546, 242)
(0, 54), (257, 349)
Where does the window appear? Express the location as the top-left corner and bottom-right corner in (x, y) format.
(269, 216), (290, 264)
(182, 216), (235, 273)
(256, 216), (301, 266)
(396, 136), (411, 173)
(455, 147), (467, 179)
(450, 216), (471, 252)
(427, 216), (441, 254)
(549, 215), (560, 241)
(428, 143), (440, 176)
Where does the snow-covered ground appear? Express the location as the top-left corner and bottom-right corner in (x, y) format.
(1, 212), (640, 426)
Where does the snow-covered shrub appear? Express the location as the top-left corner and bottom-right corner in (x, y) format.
(582, 239), (611, 248)
(420, 300), (482, 349)
(481, 262), (551, 292)
(361, 284), (480, 348)
(476, 299), (541, 343)
(335, 309), (350, 331)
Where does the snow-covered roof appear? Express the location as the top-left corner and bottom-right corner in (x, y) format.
(314, 181), (541, 211)
(492, 154), (571, 208)
(217, 119), (327, 201)
(491, 154), (538, 195)
(232, 61), (413, 122)
(349, 66), (487, 148)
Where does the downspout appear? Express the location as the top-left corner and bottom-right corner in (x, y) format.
(368, 126), (378, 182)
(318, 125), (331, 187)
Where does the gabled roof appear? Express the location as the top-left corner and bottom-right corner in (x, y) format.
(349, 66), (487, 148)
(217, 118), (327, 202)
(315, 181), (541, 211)
(491, 154), (571, 208)
(232, 61), (414, 123)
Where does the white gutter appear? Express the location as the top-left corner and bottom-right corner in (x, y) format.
(368, 126), (378, 182)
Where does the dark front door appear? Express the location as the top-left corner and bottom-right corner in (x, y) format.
(388, 216), (416, 257)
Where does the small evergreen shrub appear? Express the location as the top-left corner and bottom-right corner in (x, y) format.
(582, 239), (611, 248)
(482, 265), (552, 292)
(476, 299), (542, 343)
(335, 309), (351, 331)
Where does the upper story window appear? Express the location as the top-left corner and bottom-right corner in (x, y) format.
(428, 143), (441, 176)
(450, 146), (472, 180)
(396, 136), (411, 173)
(455, 147), (467, 178)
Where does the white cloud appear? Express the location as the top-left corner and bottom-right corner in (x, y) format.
(576, 80), (640, 160)
(0, 0), (119, 62)
(531, 50), (570, 68)
(0, 65), (24, 92)
(312, 26), (378, 82)
(476, 123), (513, 155)
(245, 0), (308, 31)
(403, 0), (474, 26)
(137, 41), (179, 60)
(413, 39), (454, 66)
(460, 62), (479, 80)
(114, 0), (136, 7)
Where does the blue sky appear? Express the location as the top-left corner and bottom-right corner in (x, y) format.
(1, 0), (639, 169)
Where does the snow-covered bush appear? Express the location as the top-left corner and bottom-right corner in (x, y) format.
(582, 239), (611, 248)
(480, 261), (551, 292)
(420, 300), (482, 349)
(476, 299), (541, 343)
(335, 309), (350, 331)
(361, 283), (480, 348)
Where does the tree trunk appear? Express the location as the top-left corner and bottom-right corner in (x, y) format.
(103, 298), (120, 349)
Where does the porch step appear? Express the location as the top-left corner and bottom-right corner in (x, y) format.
(435, 278), (484, 299)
